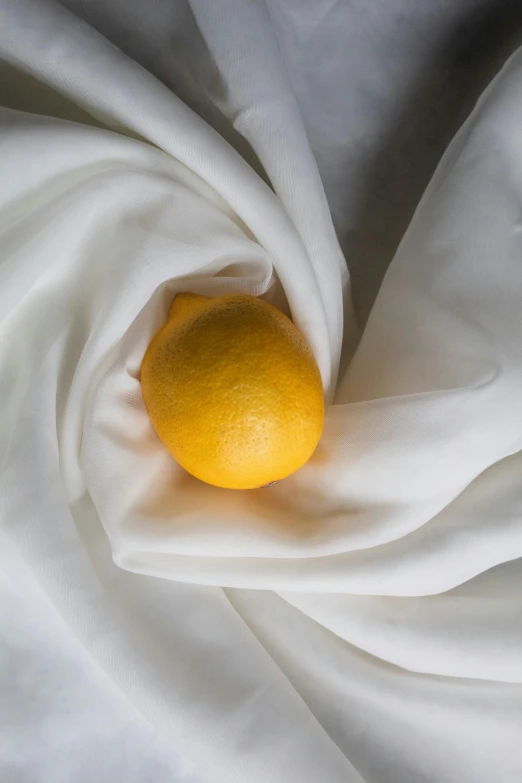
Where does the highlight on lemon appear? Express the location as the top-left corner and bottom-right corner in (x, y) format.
(140, 293), (325, 490)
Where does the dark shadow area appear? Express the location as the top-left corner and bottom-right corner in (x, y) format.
(0, 60), (106, 127)
(58, 0), (522, 332)
(58, 0), (269, 183)
(343, 0), (522, 327)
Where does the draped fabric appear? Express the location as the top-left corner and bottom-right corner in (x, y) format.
(1, 1), (522, 781)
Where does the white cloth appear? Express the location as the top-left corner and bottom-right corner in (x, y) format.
(1, 1), (522, 782)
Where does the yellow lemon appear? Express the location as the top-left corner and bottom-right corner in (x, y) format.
(141, 293), (324, 490)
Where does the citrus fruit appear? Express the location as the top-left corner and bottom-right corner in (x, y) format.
(141, 293), (324, 490)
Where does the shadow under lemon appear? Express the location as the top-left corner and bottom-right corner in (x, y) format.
(133, 435), (345, 543)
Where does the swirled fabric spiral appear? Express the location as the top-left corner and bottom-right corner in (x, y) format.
(1, 1), (522, 782)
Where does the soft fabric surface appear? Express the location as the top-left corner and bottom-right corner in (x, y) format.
(1, 1), (522, 782)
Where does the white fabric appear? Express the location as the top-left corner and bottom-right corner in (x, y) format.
(1, 1), (522, 783)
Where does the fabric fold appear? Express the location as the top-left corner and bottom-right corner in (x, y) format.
(1, 1), (522, 782)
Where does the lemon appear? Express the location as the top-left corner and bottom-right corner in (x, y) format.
(141, 293), (324, 490)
